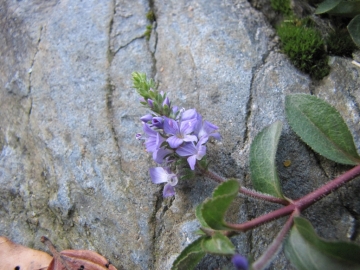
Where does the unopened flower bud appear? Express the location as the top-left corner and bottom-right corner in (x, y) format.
(231, 254), (248, 270)
(152, 117), (164, 128)
(141, 114), (153, 123)
(135, 133), (142, 140)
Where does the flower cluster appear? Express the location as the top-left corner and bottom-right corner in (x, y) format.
(133, 72), (220, 197)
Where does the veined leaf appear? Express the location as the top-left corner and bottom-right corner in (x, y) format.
(315, 0), (342, 14)
(348, 15), (360, 47)
(250, 121), (285, 198)
(195, 204), (210, 229)
(201, 180), (239, 230)
(285, 94), (360, 165)
(285, 217), (360, 270)
(212, 178), (239, 198)
(171, 237), (206, 270)
(315, 0), (360, 17)
(201, 232), (235, 255)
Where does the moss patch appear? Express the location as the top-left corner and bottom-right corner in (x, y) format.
(271, 0), (293, 16)
(277, 20), (330, 80)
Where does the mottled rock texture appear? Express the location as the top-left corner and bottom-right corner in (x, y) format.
(0, 0), (359, 269)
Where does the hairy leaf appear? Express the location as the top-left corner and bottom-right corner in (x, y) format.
(195, 204), (210, 229)
(315, 0), (360, 17)
(348, 15), (360, 47)
(202, 232), (235, 255)
(171, 237), (206, 270)
(285, 217), (360, 270)
(315, 0), (342, 14)
(285, 94), (360, 165)
(250, 121), (284, 198)
(201, 180), (239, 230)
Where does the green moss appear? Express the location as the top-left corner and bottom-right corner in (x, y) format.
(277, 20), (330, 80)
(326, 28), (358, 57)
(146, 10), (155, 23)
(144, 25), (152, 41)
(271, 0), (293, 16)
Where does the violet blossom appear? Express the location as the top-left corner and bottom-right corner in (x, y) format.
(143, 124), (172, 164)
(231, 254), (249, 270)
(163, 117), (198, 148)
(176, 137), (207, 170)
(150, 167), (178, 197)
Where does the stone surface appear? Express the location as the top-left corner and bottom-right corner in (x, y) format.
(0, 0), (359, 269)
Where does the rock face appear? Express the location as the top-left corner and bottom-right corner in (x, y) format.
(0, 0), (359, 269)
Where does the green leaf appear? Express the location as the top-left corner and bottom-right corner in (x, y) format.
(348, 15), (360, 47)
(250, 121), (285, 198)
(171, 237), (206, 270)
(285, 94), (360, 165)
(201, 180), (239, 230)
(131, 72), (156, 99)
(201, 232), (235, 255)
(195, 204), (210, 229)
(315, 0), (342, 14)
(315, 0), (360, 17)
(285, 217), (360, 270)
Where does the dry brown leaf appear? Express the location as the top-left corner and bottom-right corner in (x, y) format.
(0, 236), (52, 270)
(41, 236), (117, 270)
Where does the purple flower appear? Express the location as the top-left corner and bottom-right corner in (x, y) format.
(163, 96), (170, 107)
(163, 117), (198, 148)
(196, 120), (221, 142)
(141, 114), (153, 123)
(135, 133), (142, 140)
(176, 137), (207, 170)
(231, 254), (248, 270)
(143, 123), (158, 153)
(143, 124), (172, 163)
(147, 99), (154, 107)
(150, 167), (178, 197)
(192, 112), (220, 142)
(152, 116), (164, 129)
(181, 109), (198, 121)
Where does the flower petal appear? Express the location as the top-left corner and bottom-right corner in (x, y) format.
(140, 114), (153, 123)
(187, 155), (197, 170)
(183, 134), (198, 143)
(163, 183), (176, 197)
(180, 119), (197, 135)
(149, 167), (169, 184)
(196, 144), (206, 160)
(167, 136), (183, 148)
(176, 142), (197, 157)
(181, 109), (198, 121)
(153, 147), (173, 164)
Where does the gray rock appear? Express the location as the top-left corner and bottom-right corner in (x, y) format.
(0, 0), (359, 269)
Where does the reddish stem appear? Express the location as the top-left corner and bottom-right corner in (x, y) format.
(240, 186), (289, 205)
(252, 211), (298, 270)
(226, 164), (360, 231)
(199, 167), (289, 205)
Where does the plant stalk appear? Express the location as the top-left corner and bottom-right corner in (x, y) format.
(226, 164), (360, 231)
(200, 167), (289, 205)
(251, 211), (297, 270)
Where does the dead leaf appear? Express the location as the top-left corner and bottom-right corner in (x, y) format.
(0, 236), (52, 270)
(41, 236), (117, 270)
